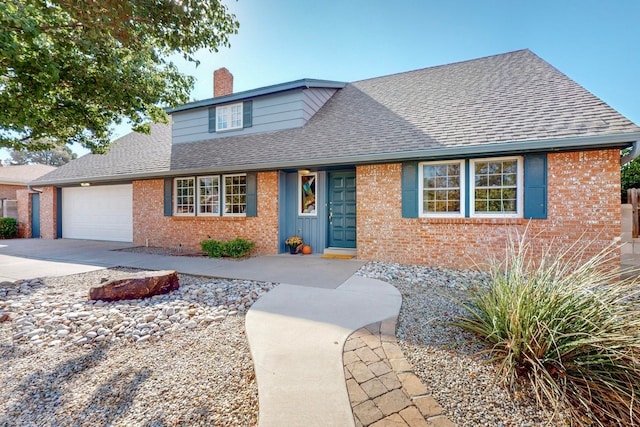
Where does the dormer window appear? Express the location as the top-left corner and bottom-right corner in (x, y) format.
(216, 102), (243, 131)
(208, 101), (252, 133)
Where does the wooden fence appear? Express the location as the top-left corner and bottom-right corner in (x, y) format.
(628, 189), (640, 238)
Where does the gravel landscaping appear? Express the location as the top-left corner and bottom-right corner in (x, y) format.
(358, 262), (571, 427)
(0, 268), (275, 426)
(1, 260), (577, 426)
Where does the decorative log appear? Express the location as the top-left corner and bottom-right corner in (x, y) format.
(89, 270), (179, 302)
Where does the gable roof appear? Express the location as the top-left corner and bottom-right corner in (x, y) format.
(33, 49), (640, 186)
(0, 164), (56, 186)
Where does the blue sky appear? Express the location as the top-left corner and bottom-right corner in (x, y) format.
(2, 0), (639, 161)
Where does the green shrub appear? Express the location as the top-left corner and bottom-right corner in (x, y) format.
(200, 238), (255, 258)
(224, 238), (255, 258)
(0, 218), (18, 238)
(456, 231), (640, 426)
(200, 239), (225, 258)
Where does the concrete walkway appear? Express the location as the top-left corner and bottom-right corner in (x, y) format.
(246, 275), (402, 427)
(0, 239), (364, 287)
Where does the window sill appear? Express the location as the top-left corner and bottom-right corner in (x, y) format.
(170, 215), (247, 221)
(414, 217), (537, 225)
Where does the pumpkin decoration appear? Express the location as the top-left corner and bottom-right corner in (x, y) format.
(301, 245), (312, 255)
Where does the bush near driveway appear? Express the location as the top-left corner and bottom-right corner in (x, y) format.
(456, 231), (640, 426)
(0, 218), (18, 238)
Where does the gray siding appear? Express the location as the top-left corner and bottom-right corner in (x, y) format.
(302, 88), (336, 122)
(172, 88), (337, 144)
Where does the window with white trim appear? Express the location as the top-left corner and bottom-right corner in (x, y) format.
(470, 157), (523, 217)
(417, 156), (524, 218)
(216, 103), (243, 131)
(419, 160), (464, 217)
(223, 174), (247, 215)
(198, 176), (220, 215)
(174, 177), (195, 215)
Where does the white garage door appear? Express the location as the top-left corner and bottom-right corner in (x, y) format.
(62, 184), (133, 242)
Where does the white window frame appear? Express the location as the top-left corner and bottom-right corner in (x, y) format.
(470, 156), (523, 218)
(174, 177), (196, 216)
(216, 102), (243, 132)
(222, 174), (247, 217)
(298, 172), (318, 216)
(419, 160), (465, 218)
(197, 176), (220, 216)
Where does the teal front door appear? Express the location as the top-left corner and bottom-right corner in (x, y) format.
(328, 171), (356, 248)
(31, 193), (40, 238)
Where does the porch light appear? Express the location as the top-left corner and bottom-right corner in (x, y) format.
(80, 182), (91, 187)
(298, 169), (311, 175)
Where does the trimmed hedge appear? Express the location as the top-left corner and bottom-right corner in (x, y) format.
(0, 218), (18, 239)
(200, 238), (255, 258)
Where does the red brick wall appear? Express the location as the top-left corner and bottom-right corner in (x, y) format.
(0, 184), (24, 200)
(356, 150), (621, 269)
(133, 172), (279, 254)
(39, 187), (57, 239)
(16, 189), (32, 238)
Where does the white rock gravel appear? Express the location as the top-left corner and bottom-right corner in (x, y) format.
(0, 268), (275, 426)
(358, 262), (571, 427)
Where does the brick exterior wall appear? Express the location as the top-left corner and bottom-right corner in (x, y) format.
(133, 172), (279, 254)
(16, 189), (32, 238)
(356, 149), (621, 269)
(39, 187), (57, 239)
(0, 184), (25, 200)
(214, 67), (233, 97)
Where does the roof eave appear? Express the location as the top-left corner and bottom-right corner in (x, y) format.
(30, 132), (639, 186)
(166, 79), (347, 114)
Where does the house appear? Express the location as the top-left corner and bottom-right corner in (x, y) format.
(30, 50), (640, 268)
(0, 164), (55, 223)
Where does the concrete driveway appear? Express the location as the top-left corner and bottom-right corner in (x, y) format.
(0, 239), (366, 287)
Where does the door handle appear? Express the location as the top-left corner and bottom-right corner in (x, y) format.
(328, 210), (333, 224)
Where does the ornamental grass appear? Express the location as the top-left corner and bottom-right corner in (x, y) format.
(456, 231), (640, 426)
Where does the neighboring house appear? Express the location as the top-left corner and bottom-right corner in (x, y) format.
(31, 50), (640, 268)
(0, 164), (56, 220)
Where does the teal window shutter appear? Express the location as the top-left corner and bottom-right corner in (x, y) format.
(208, 107), (216, 133)
(56, 187), (62, 238)
(523, 154), (547, 219)
(246, 172), (257, 217)
(164, 178), (173, 216)
(243, 101), (253, 128)
(402, 162), (419, 218)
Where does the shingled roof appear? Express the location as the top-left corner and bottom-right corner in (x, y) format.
(33, 123), (171, 185)
(34, 49), (640, 185)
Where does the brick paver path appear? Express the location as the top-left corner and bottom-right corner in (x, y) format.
(343, 318), (455, 427)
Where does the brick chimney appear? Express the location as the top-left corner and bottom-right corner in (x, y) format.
(214, 67), (233, 97)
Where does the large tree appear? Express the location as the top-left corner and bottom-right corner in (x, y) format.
(0, 0), (239, 153)
(9, 144), (77, 166)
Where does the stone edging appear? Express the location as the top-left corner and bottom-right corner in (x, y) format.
(343, 318), (455, 427)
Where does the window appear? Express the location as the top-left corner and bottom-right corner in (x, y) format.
(174, 178), (195, 215)
(198, 176), (220, 215)
(470, 157), (523, 217)
(174, 175), (246, 217)
(216, 103), (243, 131)
(224, 174), (247, 215)
(415, 156), (523, 218)
(419, 161), (464, 217)
(299, 173), (317, 216)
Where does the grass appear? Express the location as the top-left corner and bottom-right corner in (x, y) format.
(455, 231), (640, 426)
